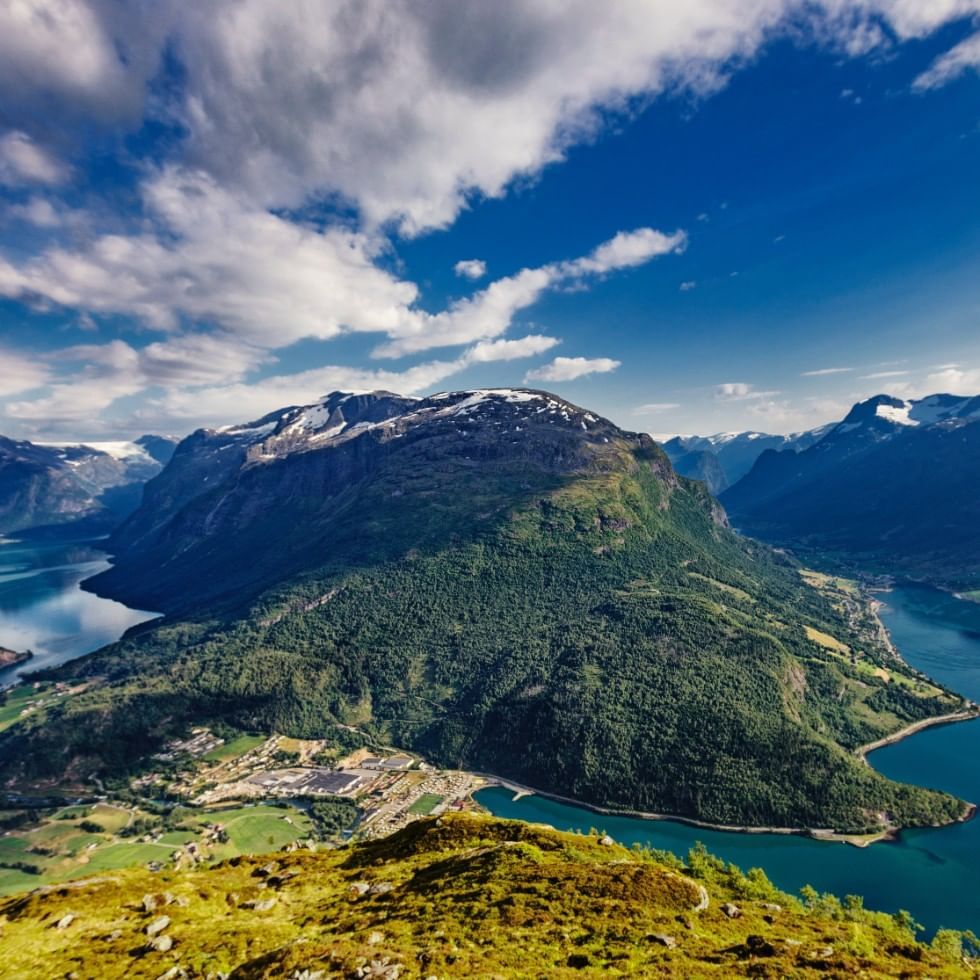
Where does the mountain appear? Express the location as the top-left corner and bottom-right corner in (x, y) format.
(661, 426), (832, 493)
(2, 389), (971, 834)
(0, 435), (178, 536)
(1, 812), (973, 979)
(721, 394), (980, 588)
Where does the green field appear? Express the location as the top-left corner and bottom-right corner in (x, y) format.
(0, 800), (314, 897)
(0, 685), (46, 733)
(407, 793), (444, 816)
(201, 733), (266, 762)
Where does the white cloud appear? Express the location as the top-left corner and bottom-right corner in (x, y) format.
(0, 348), (50, 398)
(859, 370), (909, 379)
(454, 259), (487, 280)
(922, 365), (980, 394)
(0, 131), (68, 186)
(801, 366), (853, 376)
(524, 356), (620, 383)
(8, 197), (62, 227)
(913, 30), (980, 90)
(0, 167), (682, 363)
(564, 228), (687, 275)
(633, 402), (681, 413)
(679, 280), (697, 291)
(714, 382), (780, 401)
(6, 2), (971, 233)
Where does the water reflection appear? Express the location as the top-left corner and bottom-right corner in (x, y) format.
(0, 538), (158, 687)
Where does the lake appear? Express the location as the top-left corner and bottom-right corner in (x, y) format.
(0, 537), (157, 688)
(477, 584), (980, 937)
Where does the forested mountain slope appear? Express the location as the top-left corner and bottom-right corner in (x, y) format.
(2, 390), (970, 833)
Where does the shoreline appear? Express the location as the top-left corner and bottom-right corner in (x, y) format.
(856, 706), (980, 765)
(474, 705), (980, 850)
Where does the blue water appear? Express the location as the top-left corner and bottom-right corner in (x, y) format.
(478, 585), (980, 936)
(0, 538), (157, 688)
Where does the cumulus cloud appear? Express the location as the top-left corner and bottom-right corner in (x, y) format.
(0, 131), (68, 186)
(524, 356), (620, 383)
(922, 365), (980, 394)
(913, 30), (980, 90)
(2, 0), (979, 435)
(454, 259), (487, 280)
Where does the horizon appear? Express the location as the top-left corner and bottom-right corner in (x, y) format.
(1, 3), (979, 441)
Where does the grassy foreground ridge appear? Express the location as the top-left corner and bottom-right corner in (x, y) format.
(1, 813), (976, 978)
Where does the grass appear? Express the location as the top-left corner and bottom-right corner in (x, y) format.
(0, 813), (973, 979)
(201, 733), (265, 762)
(0, 802), (315, 898)
(0, 685), (46, 733)
(805, 625), (851, 655)
(407, 793), (444, 816)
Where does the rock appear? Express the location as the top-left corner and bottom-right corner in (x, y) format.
(255, 861), (281, 877)
(648, 933), (677, 948)
(566, 953), (590, 968)
(692, 884), (709, 912)
(745, 935), (777, 956)
(368, 881), (393, 896)
(146, 915), (171, 937)
(368, 931), (384, 945)
(348, 882), (370, 898)
(247, 898), (276, 912)
(721, 902), (741, 919)
(354, 958), (401, 978)
(142, 894), (162, 913)
(55, 913), (75, 930)
(599, 835), (614, 846)
(108, 930), (122, 941)
(814, 945), (834, 959)
(761, 902), (782, 912)
(157, 968), (188, 980)
(148, 934), (173, 953)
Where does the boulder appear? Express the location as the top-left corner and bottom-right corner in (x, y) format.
(721, 902), (741, 919)
(146, 915), (171, 937)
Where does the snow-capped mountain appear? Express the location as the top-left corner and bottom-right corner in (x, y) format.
(0, 434), (179, 535)
(92, 388), (674, 611)
(660, 424), (832, 492)
(721, 393), (980, 587)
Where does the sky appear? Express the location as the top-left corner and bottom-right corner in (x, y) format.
(0, 1), (978, 442)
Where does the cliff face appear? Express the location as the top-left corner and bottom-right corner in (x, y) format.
(0, 435), (177, 535)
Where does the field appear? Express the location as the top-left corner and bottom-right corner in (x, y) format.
(201, 733), (265, 762)
(804, 625), (851, 655)
(407, 793), (444, 816)
(0, 802), (314, 897)
(0, 685), (45, 733)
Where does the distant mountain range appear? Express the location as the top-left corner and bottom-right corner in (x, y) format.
(3, 389), (966, 835)
(719, 393), (980, 588)
(0, 434), (178, 536)
(660, 426), (833, 493)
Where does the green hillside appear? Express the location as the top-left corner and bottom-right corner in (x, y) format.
(2, 415), (968, 833)
(0, 813), (975, 979)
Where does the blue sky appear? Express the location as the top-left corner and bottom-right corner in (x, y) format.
(0, 2), (978, 440)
